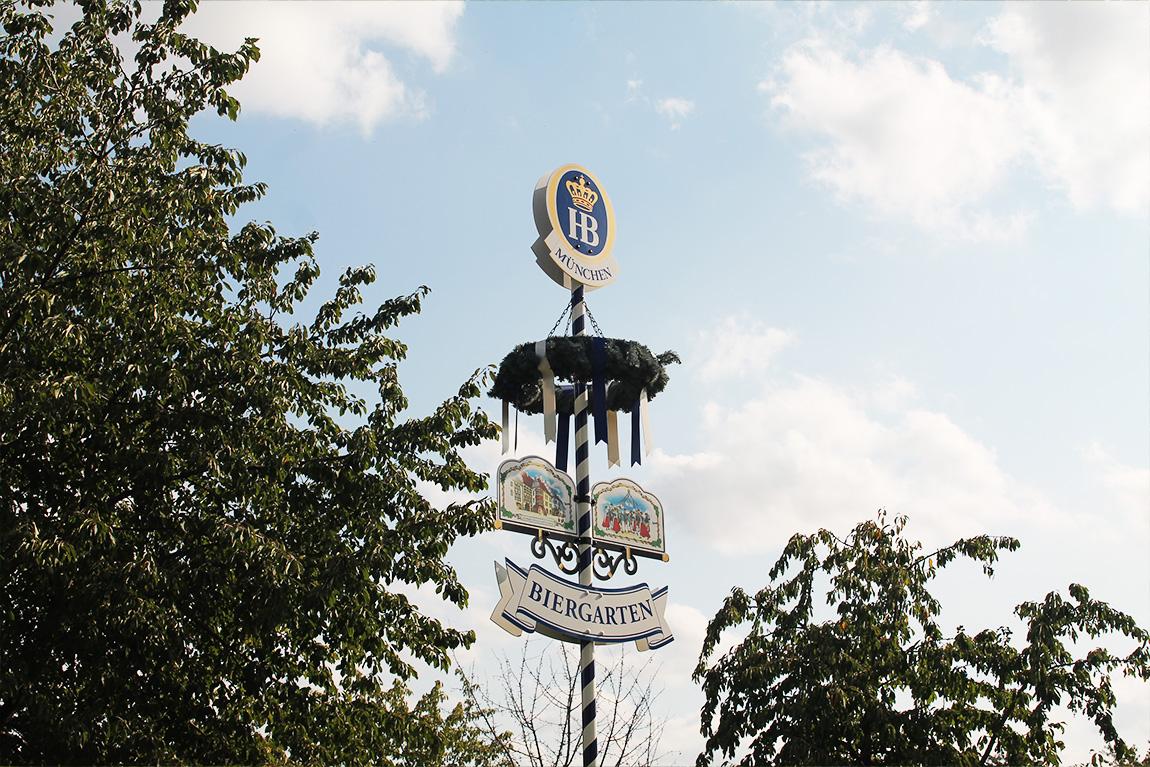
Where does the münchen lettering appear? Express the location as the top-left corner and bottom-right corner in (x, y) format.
(552, 248), (613, 283)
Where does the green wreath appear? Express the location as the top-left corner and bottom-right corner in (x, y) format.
(488, 337), (680, 415)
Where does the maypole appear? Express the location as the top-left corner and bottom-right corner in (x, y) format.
(488, 164), (678, 767)
(570, 283), (597, 766)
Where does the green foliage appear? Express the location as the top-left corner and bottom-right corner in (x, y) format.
(1083, 742), (1150, 767)
(0, 0), (499, 762)
(369, 680), (514, 767)
(694, 511), (1150, 766)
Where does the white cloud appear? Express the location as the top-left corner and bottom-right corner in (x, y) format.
(764, 40), (1028, 241)
(650, 373), (1052, 556)
(655, 97), (696, 129)
(182, 2), (464, 135)
(982, 4), (1150, 215)
(658, 602), (708, 687)
(658, 714), (704, 767)
(762, 3), (1150, 240)
(693, 316), (794, 383)
(868, 374), (919, 413)
(1083, 442), (1150, 531)
(902, 1), (932, 32)
(625, 82), (695, 129)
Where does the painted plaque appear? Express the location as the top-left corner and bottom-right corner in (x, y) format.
(591, 478), (666, 557)
(495, 455), (576, 538)
(531, 164), (619, 291)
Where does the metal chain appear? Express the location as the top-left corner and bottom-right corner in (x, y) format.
(547, 296), (604, 337)
(584, 302), (604, 337)
(547, 302), (571, 338)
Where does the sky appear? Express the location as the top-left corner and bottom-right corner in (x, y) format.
(112, 1), (1150, 763)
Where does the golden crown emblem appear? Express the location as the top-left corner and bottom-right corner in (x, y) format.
(566, 175), (598, 212)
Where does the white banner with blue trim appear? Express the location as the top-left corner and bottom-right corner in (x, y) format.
(491, 560), (674, 651)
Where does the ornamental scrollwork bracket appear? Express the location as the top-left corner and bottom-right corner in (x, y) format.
(592, 544), (638, 581)
(530, 530), (580, 576)
(527, 531), (643, 581)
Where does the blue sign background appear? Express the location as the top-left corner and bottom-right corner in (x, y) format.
(555, 169), (609, 257)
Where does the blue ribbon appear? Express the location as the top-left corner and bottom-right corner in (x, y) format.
(591, 337), (608, 444)
(631, 401), (641, 466)
(556, 406), (571, 471)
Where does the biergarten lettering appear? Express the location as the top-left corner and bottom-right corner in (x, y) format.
(527, 581), (654, 627)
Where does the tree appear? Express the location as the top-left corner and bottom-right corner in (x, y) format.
(459, 640), (667, 767)
(0, 0), (498, 762)
(370, 679), (514, 767)
(694, 511), (1150, 766)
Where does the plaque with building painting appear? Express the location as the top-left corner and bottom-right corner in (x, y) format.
(591, 478), (666, 559)
(495, 456), (576, 538)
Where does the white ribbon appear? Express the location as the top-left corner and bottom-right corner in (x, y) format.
(606, 382), (620, 467)
(640, 388), (653, 455)
(536, 340), (557, 443)
(606, 410), (620, 467)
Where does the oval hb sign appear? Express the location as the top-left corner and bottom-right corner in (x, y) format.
(531, 164), (618, 290)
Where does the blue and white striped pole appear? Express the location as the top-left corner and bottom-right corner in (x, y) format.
(571, 283), (597, 767)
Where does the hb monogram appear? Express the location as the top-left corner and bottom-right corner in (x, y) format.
(567, 208), (600, 247)
(565, 175), (601, 249)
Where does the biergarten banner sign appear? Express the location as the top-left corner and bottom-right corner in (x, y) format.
(491, 560), (674, 651)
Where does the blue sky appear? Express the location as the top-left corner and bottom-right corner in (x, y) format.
(161, 2), (1150, 762)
